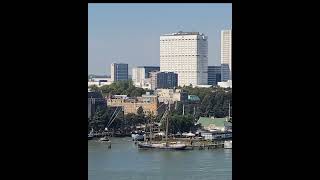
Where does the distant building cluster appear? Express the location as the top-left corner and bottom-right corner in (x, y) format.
(88, 29), (232, 140)
(132, 66), (160, 90)
(149, 71), (178, 90)
(89, 29), (232, 89)
(88, 77), (113, 87)
(132, 66), (160, 86)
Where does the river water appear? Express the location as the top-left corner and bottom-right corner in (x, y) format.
(88, 137), (232, 180)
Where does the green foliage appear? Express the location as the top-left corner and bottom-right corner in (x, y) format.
(137, 106), (144, 115)
(182, 86), (212, 101)
(99, 81), (146, 97)
(88, 106), (109, 131)
(88, 82), (232, 133)
(88, 84), (100, 92)
(125, 113), (139, 127)
(174, 101), (183, 115)
(180, 87), (232, 118)
(136, 106), (146, 124)
(161, 114), (195, 134)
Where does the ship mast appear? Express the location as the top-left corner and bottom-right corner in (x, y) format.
(229, 103), (230, 117)
(228, 102), (231, 121)
(165, 102), (170, 146)
(182, 103), (185, 116)
(149, 114), (153, 143)
(144, 118), (147, 142)
(165, 113), (169, 146)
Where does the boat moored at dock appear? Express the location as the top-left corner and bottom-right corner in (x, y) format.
(137, 103), (187, 150)
(138, 142), (187, 150)
(131, 131), (145, 141)
(224, 140), (232, 149)
(99, 136), (110, 142)
(88, 128), (94, 140)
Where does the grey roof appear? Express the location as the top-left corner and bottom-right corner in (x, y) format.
(137, 66), (160, 68)
(162, 31), (200, 36)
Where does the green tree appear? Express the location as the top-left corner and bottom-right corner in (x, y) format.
(125, 113), (139, 128)
(89, 106), (108, 131)
(199, 94), (211, 116)
(161, 113), (195, 134)
(173, 101), (183, 115)
(137, 106), (144, 116)
(89, 85), (100, 92)
(179, 86), (232, 118)
(99, 80), (146, 97)
(136, 106), (146, 124)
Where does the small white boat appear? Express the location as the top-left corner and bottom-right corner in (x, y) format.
(88, 134), (94, 140)
(224, 140), (232, 149)
(131, 131), (145, 141)
(182, 132), (195, 137)
(99, 136), (110, 142)
(88, 128), (94, 140)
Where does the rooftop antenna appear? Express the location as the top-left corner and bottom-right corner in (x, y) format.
(191, 24), (196, 32)
(112, 57), (117, 63)
(178, 25), (183, 33)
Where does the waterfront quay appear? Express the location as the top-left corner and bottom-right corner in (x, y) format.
(91, 135), (231, 150)
(136, 138), (230, 150)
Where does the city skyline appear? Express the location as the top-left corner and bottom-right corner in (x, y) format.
(88, 3), (232, 75)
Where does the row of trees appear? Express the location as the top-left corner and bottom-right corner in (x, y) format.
(89, 81), (148, 97)
(181, 86), (232, 118)
(88, 82), (232, 133)
(88, 106), (151, 132)
(88, 105), (197, 134)
(160, 114), (198, 134)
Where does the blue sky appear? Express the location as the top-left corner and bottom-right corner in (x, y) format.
(88, 3), (232, 75)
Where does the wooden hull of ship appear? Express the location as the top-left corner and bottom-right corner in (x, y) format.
(138, 143), (187, 150)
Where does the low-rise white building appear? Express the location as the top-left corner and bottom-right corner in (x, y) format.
(133, 78), (152, 90)
(88, 78), (113, 87)
(132, 66), (160, 89)
(200, 131), (232, 140)
(218, 80), (232, 88)
(192, 85), (212, 88)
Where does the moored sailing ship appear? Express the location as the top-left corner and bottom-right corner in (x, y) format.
(138, 103), (187, 150)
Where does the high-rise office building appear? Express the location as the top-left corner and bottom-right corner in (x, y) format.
(221, 30), (232, 81)
(149, 71), (178, 90)
(111, 63), (128, 82)
(132, 66), (160, 87)
(208, 66), (222, 85)
(160, 31), (208, 86)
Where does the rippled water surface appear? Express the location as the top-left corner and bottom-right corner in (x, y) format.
(89, 137), (232, 180)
